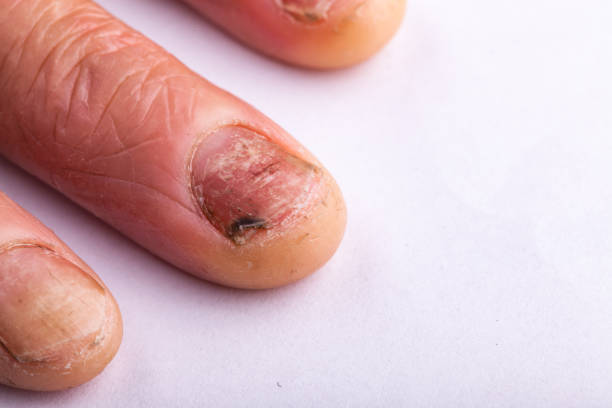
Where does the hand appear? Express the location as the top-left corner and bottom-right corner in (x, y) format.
(0, 0), (404, 391)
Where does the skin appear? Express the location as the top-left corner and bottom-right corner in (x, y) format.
(0, 192), (122, 391)
(182, 0), (407, 69)
(0, 0), (408, 392)
(0, 0), (347, 290)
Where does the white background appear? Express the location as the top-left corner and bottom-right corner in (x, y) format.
(1, 0), (612, 406)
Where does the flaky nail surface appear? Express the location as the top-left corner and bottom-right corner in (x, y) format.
(276, 0), (334, 23)
(0, 246), (107, 363)
(191, 126), (323, 245)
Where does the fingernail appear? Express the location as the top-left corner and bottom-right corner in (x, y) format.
(277, 0), (332, 23)
(191, 126), (323, 245)
(0, 246), (107, 363)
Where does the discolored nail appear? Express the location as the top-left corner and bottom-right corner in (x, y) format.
(191, 126), (323, 245)
(276, 0), (333, 23)
(0, 246), (107, 364)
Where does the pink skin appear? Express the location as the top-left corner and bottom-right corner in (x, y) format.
(0, 0), (346, 289)
(181, 0), (407, 68)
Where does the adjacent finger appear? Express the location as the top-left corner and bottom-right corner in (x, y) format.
(180, 0), (407, 68)
(0, 192), (122, 391)
(0, 0), (346, 289)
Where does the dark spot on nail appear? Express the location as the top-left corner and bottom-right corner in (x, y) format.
(228, 217), (267, 244)
(304, 12), (322, 21)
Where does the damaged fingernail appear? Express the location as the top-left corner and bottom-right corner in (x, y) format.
(0, 246), (107, 363)
(191, 126), (322, 245)
(276, 0), (333, 23)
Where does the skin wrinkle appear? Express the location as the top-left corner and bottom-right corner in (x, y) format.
(14, 2), (59, 69)
(0, 31), (25, 93)
(56, 8), (136, 66)
(48, 29), (153, 154)
(86, 69), (148, 149)
(45, 5), (109, 35)
(45, 54), (185, 206)
(0, 36), (21, 84)
(59, 167), (197, 216)
(158, 82), (172, 136)
(136, 59), (172, 91)
(60, 57), (132, 157)
(33, 22), (118, 97)
(2, 2), (118, 103)
(67, 59), (179, 163)
(134, 82), (167, 129)
(3, 1), (26, 21)
(79, 76), (180, 180)
(60, 29), (130, 84)
(187, 85), (197, 124)
(62, 55), (89, 142)
(26, 10), (111, 95)
(122, 72), (169, 138)
(89, 136), (164, 164)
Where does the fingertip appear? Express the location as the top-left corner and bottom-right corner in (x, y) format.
(236, 167), (346, 289)
(277, 0), (408, 68)
(0, 246), (122, 391)
(186, 0), (407, 69)
(188, 126), (347, 288)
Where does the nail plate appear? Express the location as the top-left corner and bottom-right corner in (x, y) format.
(191, 126), (322, 245)
(0, 246), (106, 363)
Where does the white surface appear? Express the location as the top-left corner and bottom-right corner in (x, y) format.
(1, 0), (612, 406)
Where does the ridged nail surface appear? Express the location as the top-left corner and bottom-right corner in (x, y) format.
(191, 126), (323, 245)
(276, 0), (334, 23)
(0, 246), (107, 363)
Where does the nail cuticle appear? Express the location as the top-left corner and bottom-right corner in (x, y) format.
(0, 242), (48, 256)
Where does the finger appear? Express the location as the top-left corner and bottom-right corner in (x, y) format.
(180, 0), (407, 68)
(0, 192), (122, 391)
(0, 0), (346, 289)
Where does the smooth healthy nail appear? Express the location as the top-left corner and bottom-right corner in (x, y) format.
(191, 126), (323, 245)
(0, 246), (107, 364)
